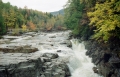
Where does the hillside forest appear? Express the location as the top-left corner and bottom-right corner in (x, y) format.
(0, 0), (66, 35)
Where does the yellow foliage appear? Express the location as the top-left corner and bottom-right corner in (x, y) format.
(87, 0), (120, 42)
(22, 24), (27, 31)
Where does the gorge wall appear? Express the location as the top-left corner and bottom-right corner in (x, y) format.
(84, 40), (120, 77)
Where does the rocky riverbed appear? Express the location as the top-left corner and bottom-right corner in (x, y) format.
(0, 31), (72, 77)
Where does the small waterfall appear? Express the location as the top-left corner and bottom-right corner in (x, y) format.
(69, 39), (102, 77)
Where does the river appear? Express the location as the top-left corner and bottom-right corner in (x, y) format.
(0, 31), (102, 77)
(69, 39), (102, 77)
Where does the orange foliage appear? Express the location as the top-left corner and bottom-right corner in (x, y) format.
(28, 21), (36, 31)
(46, 24), (52, 31)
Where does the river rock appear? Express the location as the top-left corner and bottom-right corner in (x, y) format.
(0, 52), (71, 77)
(57, 50), (61, 52)
(0, 45), (38, 53)
(49, 36), (56, 38)
(66, 40), (72, 47)
(42, 53), (59, 59)
(92, 67), (98, 73)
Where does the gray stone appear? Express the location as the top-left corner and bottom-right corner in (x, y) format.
(66, 40), (72, 47)
(43, 57), (51, 62)
(53, 73), (60, 77)
(41, 75), (45, 77)
(0, 53), (70, 77)
(60, 71), (65, 77)
(45, 72), (51, 77)
(0, 45), (38, 53)
(57, 50), (61, 52)
(49, 36), (56, 38)
(49, 64), (57, 71)
(42, 53), (59, 59)
(92, 67), (98, 73)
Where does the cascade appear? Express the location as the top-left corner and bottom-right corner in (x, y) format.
(69, 39), (102, 77)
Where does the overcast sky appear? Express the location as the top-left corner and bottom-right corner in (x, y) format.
(2, 0), (68, 12)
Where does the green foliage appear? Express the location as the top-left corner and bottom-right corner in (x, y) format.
(0, 0), (6, 35)
(0, 14), (6, 35)
(64, 0), (84, 30)
(64, 0), (93, 40)
(13, 24), (19, 35)
(88, 0), (120, 42)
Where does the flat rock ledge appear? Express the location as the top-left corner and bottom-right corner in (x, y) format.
(0, 45), (38, 53)
(0, 53), (71, 77)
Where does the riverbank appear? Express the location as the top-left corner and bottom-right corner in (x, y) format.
(84, 40), (120, 77)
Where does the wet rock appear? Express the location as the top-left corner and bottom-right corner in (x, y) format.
(60, 71), (65, 77)
(49, 36), (56, 38)
(43, 58), (51, 62)
(109, 55), (120, 63)
(0, 52), (71, 77)
(50, 44), (54, 46)
(45, 72), (51, 77)
(42, 53), (59, 59)
(0, 45), (38, 53)
(41, 75), (45, 77)
(85, 40), (120, 77)
(53, 73), (60, 77)
(60, 40), (72, 48)
(66, 40), (72, 47)
(68, 32), (73, 40)
(103, 53), (112, 63)
(57, 50), (61, 52)
(0, 69), (6, 77)
(93, 67), (98, 73)
(0, 39), (10, 44)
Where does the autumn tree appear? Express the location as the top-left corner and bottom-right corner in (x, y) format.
(3, 8), (16, 30)
(88, 0), (120, 42)
(22, 24), (27, 32)
(28, 21), (36, 31)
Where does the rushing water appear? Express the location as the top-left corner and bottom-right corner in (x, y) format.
(69, 39), (102, 77)
(1, 31), (102, 77)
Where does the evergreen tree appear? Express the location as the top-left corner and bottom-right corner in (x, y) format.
(0, 0), (6, 35)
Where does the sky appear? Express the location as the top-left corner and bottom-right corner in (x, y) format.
(2, 0), (68, 12)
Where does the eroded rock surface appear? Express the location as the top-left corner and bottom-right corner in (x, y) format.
(85, 41), (120, 77)
(0, 53), (71, 77)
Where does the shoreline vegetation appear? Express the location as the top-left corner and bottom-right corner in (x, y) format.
(0, 0), (66, 36)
